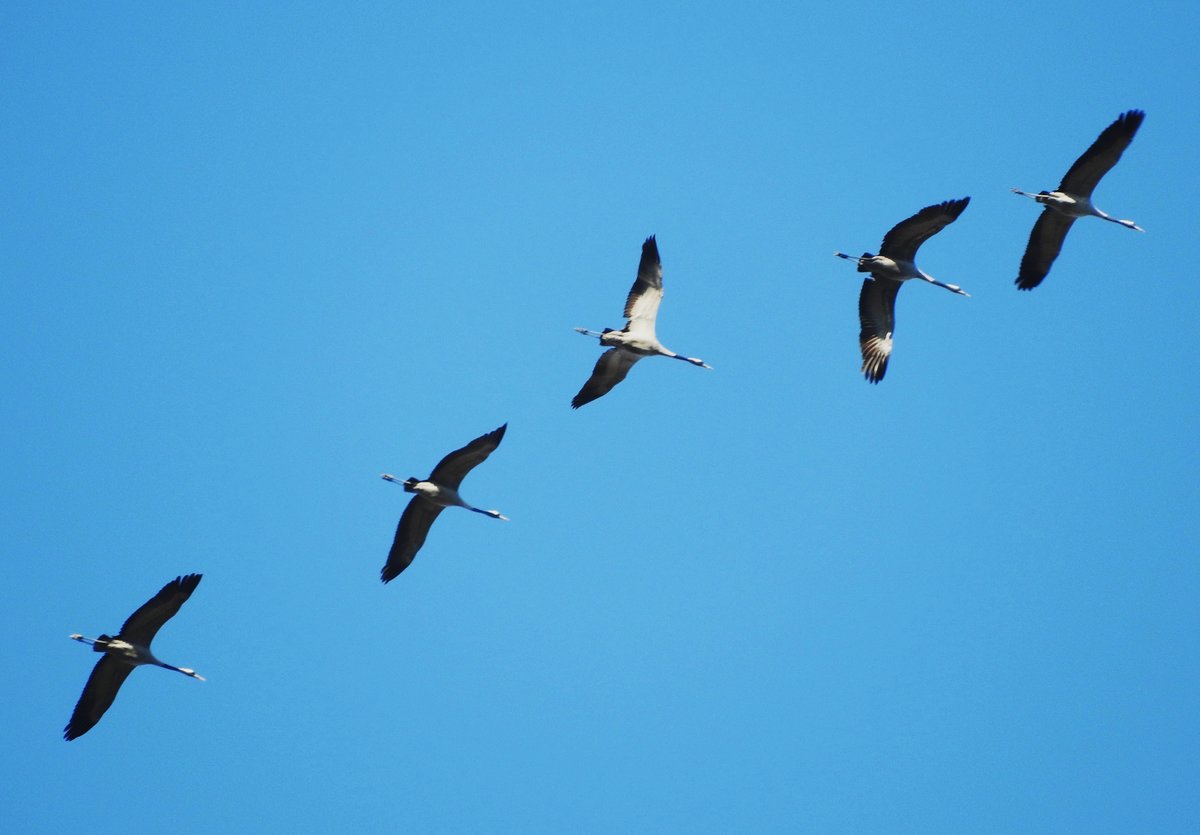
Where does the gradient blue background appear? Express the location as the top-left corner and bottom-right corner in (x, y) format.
(4, 2), (1198, 832)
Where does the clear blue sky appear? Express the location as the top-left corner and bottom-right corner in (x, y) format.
(3, 1), (1198, 832)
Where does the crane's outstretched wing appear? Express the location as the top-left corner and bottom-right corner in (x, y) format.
(1016, 209), (1076, 291)
(382, 497), (445, 583)
(858, 278), (901, 383)
(622, 236), (663, 340)
(64, 655), (135, 741)
(1059, 110), (1144, 196)
(571, 348), (642, 409)
(428, 424), (507, 490)
(879, 198), (970, 263)
(118, 574), (202, 646)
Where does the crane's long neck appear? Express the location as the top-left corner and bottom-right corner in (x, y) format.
(71, 633), (114, 653)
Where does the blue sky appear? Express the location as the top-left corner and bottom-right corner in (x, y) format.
(3, 1), (1198, 831)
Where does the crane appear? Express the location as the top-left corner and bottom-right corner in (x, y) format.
(835, 197), (971, 382)
(1012, 110), (1145, 290)
(64, 573), (204, 740)
(572, 235), (710, 408)
(380, 423), (508, 582)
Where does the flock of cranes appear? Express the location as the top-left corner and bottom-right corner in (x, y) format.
(65, 110), (1145, 739)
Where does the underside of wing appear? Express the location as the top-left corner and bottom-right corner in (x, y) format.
(880, 197), (971, 263)
(382, 497), (445, 582)
(64, 655), (135, 740)
(119, 574), (202, 647)
(623, 236), (663, 336)
(1059, 110), (1144, 196)
(428, 424), (508, 490)
(571, 348), (641, 409)
(1016, 209), (1075, 290)
(858, 277), (901, 383)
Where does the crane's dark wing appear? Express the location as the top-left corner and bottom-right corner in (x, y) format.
(623, 236), (663, 338)
(381, 496), (445, 583)
(1016, 209), (1076, 290)
(1059, 110), (1144, 196)
(571, 348), (642, 409)
(879, 197), (970, 263)
(64, 655), (135, 740)
(118, 574), (202, 646)
(427, 424), (507, 490)
(858, 277), (901, 383)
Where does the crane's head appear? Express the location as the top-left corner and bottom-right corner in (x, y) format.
(381, 473), (421, 491)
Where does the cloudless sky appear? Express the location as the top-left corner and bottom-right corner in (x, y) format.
(3, 1), (1198, 832)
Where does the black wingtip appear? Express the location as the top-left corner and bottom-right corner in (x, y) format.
(641, 235), (659, 261)
(1119, 109), (1145, 129)
(380, 562), (405, 583)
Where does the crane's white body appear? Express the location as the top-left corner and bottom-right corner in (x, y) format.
(70, 633), (203, 679)
(1011, 188), (1143, 231)
(381, 474), (508, 520)
(575, 326), (707, 364)
(834, 253), (969, 296)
